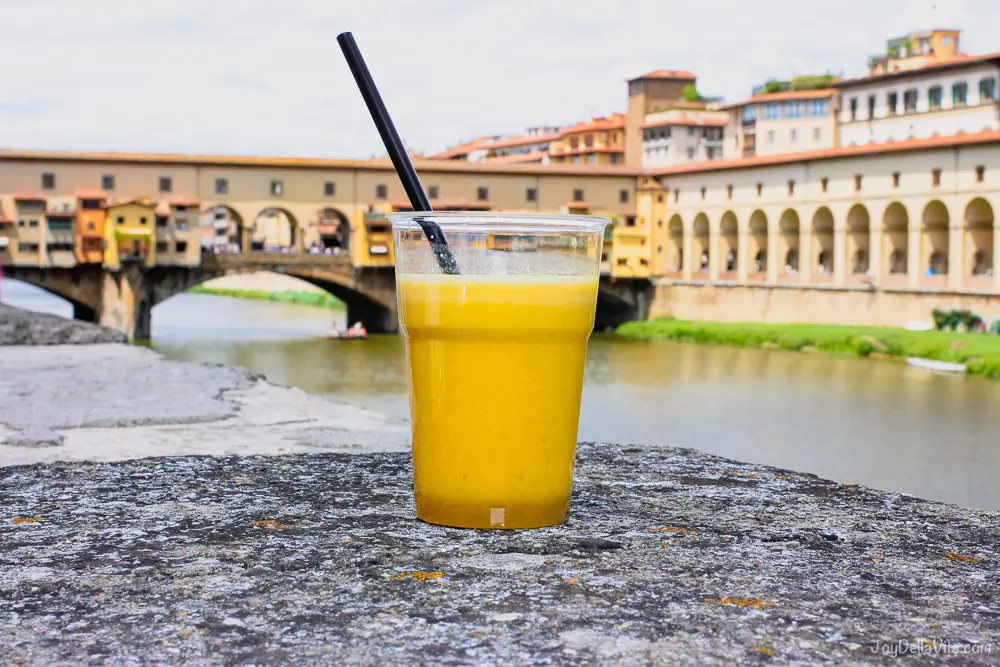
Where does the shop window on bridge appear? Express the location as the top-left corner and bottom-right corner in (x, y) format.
(45, 242), (74, 252)
(176, 241), (188, 253)
(81, 199), (102, 210)
(102, 175), (115, 191)
(28, 219), (39, 227)
(47, 218), (73, 230)
(156, 241), (168, 253)
(156, 216), (169, 228)
(18, 242), (39, 252)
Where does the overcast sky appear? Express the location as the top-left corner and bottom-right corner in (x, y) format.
(0, 0), (994, 158)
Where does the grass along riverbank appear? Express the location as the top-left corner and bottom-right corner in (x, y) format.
(616, 318), (1000, 380)
(187, 286), (344, 310)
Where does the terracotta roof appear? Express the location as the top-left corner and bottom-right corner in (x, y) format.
(0, 212), (12, 223)
(562, 114), (627, 134)
(104, 198), (156, 210)
(724, 88), (836, 108)
(74, 188), (107, 199)
(427, 137), (494, 160)
(642, 115), (729, 129)
(651, 129), (1000, 177)
(551, 147), (625, 156)
(834, 51), (1000, 88)
(629, 69), (697, 82)
(165, 194), (201, 207)
(484, 131), (563, 150)
(13, 192), (46, 202)
(0, 148), (642, 177)
(486, 151), (548, 164)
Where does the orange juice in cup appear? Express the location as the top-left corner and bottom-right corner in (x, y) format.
(390, 213), (608, 529)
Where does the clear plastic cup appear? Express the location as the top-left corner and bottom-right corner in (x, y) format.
(389, 212), (609, 529)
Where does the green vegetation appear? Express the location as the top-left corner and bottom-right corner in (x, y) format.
(681, 84), (704, 103)
(188, 286), (344, 310)
(616, 318), (1000, 381)
(759, 75), (836, 95)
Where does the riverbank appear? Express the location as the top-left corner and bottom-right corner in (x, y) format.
(617, 318), (1000, 380)
(0, 304), (126, 346)
(187, 285), (344, 309)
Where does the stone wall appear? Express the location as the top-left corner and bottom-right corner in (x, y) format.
(650, 281), (1000, 326)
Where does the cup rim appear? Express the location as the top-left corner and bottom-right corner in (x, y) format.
(386, 211), (610, 233)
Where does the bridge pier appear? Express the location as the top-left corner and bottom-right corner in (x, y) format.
(595, 277), (655, 332)
(99, 264), (154, 340)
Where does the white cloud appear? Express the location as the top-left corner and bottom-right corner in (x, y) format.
(0, 0), (993, 157)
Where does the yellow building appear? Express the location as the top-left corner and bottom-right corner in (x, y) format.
(104, 198), (157, 269)
(548, 114), (627, 165)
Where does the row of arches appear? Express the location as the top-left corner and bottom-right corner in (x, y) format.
(203, 206), (351, 254)
(661, 198), (996, 288)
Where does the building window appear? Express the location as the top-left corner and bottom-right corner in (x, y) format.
(139, 216), (147, 225)
(979, 78), (997, 102)
(156, 241), (168, 253)
(270, 180), (283, 196)
(932, 168), (942, 187)
(726, 184), (733, 200)
(952, 82), (968, 106)
(215, 178), (228, 195)
(756, 182), (763, 196)
(813, 127), (822, 142)
(376, 184), (388, 199)
(790, 129), (798, 143)
(116, 216), (124, 224)
(426, 185), (438, 200)
(700, 187), (706, 200)
(28, 219), (39, 227)
(686, 148), (695, 159)
(849, 97), (858, 120)
(587, 154), (596, 164)
(929, 86), (943, 110)
(867, 95), (876, 119)
(324, 181), (336, 196)
(892, 172), (901, 188)
(156, 216), (168, 228)
(584, 135), (594, 148)
(903, 89), (918, 113)
(767, 131), (775, 145)
(976, 165), (986, 183)
(81, 199), (101, 210)
(806, 99), (828, 117)
(743, 105), (758, 122)
(761, 103), (780, 120)
(887, 92), (899, 115)
(707, 147), (715, 159)
(477, 186), (489, 201)
(41, 173), (55, 190)
(610, 154), (620, 164)
(159, 176), (172, 193)
(787, 180), (795, 196)
(785, 101), (804, 118)
(176, 220), (189, 231)
(573, 188), (584, 202)
(176, 241), (188, 253)
(656, 194), (664, 203)
(820, 177), (829, 193)
(18, 242), (40, 252)
(673, 189), (680, 203)
(687, 127), (694, 136)
(854, 174), (862, 192)
(102, 174), (115, 190)
(572, 156), (581, 164)
(619, 189), (629, 204)
(526, 187), (537, 202)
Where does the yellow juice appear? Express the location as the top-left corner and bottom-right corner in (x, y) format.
(398, 273), (598, 529)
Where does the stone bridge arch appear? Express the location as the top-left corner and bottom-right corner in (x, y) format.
(1, 265), (103, 321)
(201, 204), (248, 252)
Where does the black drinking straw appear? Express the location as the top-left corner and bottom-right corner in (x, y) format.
(337, 31), (460, 275)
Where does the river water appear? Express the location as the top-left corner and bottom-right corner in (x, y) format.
(5, 279), (1000, 510)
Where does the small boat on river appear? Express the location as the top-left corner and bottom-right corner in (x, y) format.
(328, 322), (368, 340)
(906, 357), (966, 373)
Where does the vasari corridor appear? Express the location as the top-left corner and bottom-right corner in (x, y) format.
(2, 3), (1000, 664)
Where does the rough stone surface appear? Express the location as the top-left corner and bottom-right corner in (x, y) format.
(0, 304), (126, 346)
(2, 445), (997, 665)
(0, 344), (409, 459)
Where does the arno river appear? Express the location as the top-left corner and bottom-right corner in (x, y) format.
(7, 280), (1000, 510)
